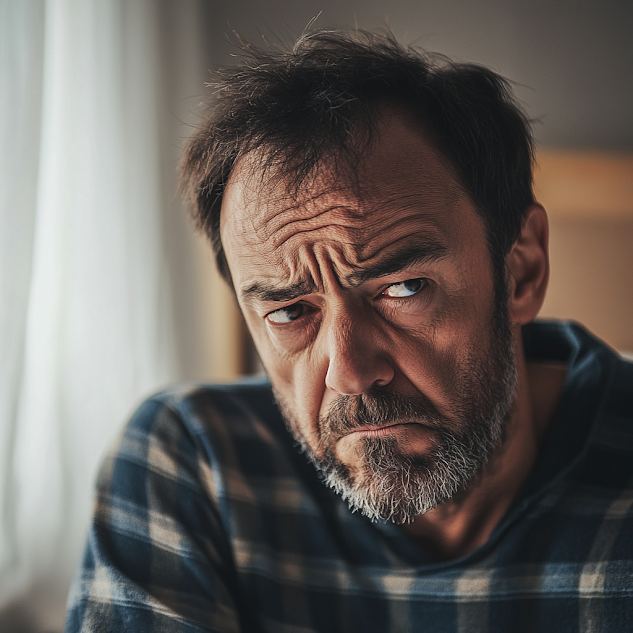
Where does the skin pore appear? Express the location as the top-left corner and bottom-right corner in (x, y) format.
(220, 106), (560, 562)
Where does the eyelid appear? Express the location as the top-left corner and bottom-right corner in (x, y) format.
(381, 276), (429, 292)
(378, 278), (435, 307)
(266, 305), (294, 321)
(265, 300), (303, 316)
(265, 301), (314, 325)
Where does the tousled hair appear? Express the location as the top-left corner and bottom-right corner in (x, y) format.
(181, 28), (536, 286)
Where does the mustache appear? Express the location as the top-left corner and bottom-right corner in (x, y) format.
(319, 388), (446, 438)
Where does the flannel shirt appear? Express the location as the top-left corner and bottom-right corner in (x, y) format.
(66, 321), (633, 632)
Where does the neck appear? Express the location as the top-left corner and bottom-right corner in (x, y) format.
(401, 343), (566, 562)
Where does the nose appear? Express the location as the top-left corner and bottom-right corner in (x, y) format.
(323, 310), (395, 396)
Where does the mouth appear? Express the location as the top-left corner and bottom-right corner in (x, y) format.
(344, 421), (419, 439)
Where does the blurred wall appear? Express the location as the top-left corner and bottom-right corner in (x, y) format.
(155, 0), (247, 381)
(535, 152), (633, 351)
(204, 0), (633, 150)
(161, 0), (633, 379)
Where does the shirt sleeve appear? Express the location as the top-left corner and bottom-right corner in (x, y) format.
(65, 395), (244, 633)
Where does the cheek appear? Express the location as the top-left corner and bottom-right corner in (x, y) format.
(246, 316), (326, 445)
(393, 334), (464, 408)
(389, 297), (492, 411)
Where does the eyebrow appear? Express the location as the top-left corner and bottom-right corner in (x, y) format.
(241, 279), (318, 303)
(345, 240), (448, 286)
(241, 240), (448, 303)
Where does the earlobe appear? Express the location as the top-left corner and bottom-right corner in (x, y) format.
(506, 204), (550, 325)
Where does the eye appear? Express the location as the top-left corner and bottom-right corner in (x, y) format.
(266, 304), (306, 324)
(383, 278), (428, 298)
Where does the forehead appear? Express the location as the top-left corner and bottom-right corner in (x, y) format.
(221, 109), (486, 292)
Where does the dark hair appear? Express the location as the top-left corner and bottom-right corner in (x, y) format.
(181, 28), (535, 285)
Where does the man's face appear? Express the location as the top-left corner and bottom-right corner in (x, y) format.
(221, 109), (518, 523)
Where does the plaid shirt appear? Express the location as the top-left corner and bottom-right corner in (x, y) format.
(66, 321), (633, 632)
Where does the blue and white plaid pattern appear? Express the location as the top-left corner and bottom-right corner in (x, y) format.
(66, 321), (633, 632)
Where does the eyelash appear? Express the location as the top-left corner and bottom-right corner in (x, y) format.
(265, 278), (431, 325)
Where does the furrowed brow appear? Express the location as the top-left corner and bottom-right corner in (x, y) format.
(346, 242), (448, 286)
(241, 279), (318, 303)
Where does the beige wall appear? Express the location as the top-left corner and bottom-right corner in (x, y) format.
(536, 152), (633, 352)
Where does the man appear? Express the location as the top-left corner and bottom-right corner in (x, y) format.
(66, 30), (633, 632)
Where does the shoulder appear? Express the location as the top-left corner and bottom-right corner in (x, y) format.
(119, 377), (283, 461)
(525, 320), (633, 453)
(128, 376), (279, 436)
(556, 354), (633, 545)
(587, 354), (633, 472)
(525, 322), (633, 520)
(67, 378), (288, 632)
(98, 377), (291, 514)
(601, 354), (633, 422)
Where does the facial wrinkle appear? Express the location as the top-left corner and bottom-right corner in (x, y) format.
(246, 180), (374, 245)
(299, 242), (325, 294)
(239, 242), (354, 303)
(319, 241), (366, 289)
(263, 212), (445, 278)
(245, 226), (450, 303)
(287, 242), (357, 297)
(260, 190), (366, 230)
(242, 174), (462, 265)
(261, 207), (373, 256)
(318, 211), (447, 262)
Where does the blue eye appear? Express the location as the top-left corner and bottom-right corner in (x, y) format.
(384, 278), (426, 298)
(267, 304), (305, 324)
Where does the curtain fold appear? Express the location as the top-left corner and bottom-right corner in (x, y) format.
(0, 0), (45, 614)
(0, 1), (179, 629)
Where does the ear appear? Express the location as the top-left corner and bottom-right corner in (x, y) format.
(505, 204), (550, 325)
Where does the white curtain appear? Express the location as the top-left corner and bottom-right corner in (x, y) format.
(0, 1), (179, 629)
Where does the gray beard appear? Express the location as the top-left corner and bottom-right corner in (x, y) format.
(274, 296), (517, 524)
(317, 380), (515, 524)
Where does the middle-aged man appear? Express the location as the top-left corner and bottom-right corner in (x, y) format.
(66, 30), (633, 632)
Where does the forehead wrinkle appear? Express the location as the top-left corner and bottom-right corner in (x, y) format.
(239, 249), (317, 304)
(273, 240), (359, 295)
(239, 170), (361, 234)
(312, 240), (360, 288)
(237, 166), (464, 258)
(359, 230), (446, 263)
(251, 200), (453, 286)
(223, 169), (305, 252)
(257, 202), (372, 254)
(298, 241), (326, 292)
(241, 238), (367, 305)
(265, 224), (371, 261)
(259, 194), (443, 258)
(240, 239), (330, 302)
